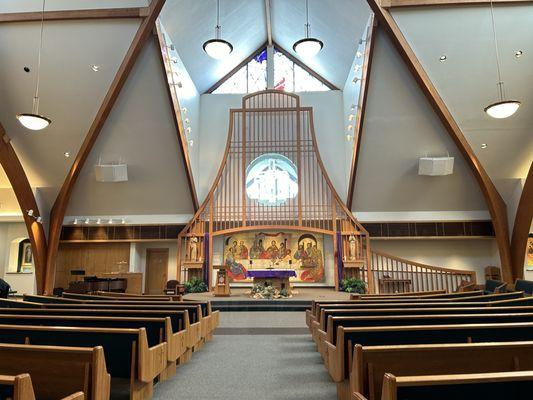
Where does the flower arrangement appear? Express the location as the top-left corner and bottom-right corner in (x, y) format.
(249, 283), (291, 299)
(340, 277), (366, 294)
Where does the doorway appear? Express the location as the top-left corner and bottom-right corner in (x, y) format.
(145, 248), (169, 294)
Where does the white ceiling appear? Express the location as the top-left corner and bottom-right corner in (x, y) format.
(67, 40), (195, 216)
(353, 29), (488, 212)
(392, 4), (533, 182)
(160, 0), (371, 93)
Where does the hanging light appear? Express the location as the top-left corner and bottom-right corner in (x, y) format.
(202, 0), (233, 60)
(293, 0), (323, 58)
(16, 0), (51, 130)
(484, 0), (521, 119)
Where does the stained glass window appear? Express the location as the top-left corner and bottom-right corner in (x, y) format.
(211, 47), (331, 94)
(213, 49), (267, 94)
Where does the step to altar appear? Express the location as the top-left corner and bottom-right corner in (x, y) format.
(211, 299), (311, 312)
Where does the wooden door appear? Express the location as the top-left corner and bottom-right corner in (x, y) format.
(145, 248), (169, 294)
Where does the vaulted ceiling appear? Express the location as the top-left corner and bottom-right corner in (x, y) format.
(0, 0), (530, 224)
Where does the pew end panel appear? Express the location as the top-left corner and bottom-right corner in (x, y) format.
(0, 373), (35, 400)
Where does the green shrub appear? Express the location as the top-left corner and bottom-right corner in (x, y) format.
(341, 277), (366, 294)
(184, 276), (208, 293)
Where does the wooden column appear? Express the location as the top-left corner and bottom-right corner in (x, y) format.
(43, 0), (166, 294)
(366, 0), (513, 282)
(0, 123), (48, 294)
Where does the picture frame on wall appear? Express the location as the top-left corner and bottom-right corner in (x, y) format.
(21, 242), (33, 271)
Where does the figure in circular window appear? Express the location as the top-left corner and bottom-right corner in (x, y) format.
(245, 153), (298, 206)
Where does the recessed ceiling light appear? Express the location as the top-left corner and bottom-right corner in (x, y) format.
(24, 66), (30, 73)
(346, 134), (353, 141)
(354, 64), (361, 72)
(84, 218), (90, 224)
(188, 139), (194, 147)
(181, 107), (188, 114)
(350, 104), (356, 111)
(91, 65), (101, 72)
(352, 77), (360, 84)
(347, 124), (353, 131)
(439, 55), (447, 62)
(355, 51), (363, 58)
(348, 114), (355, 121)
(186, 127), (192, 134)
(170, 57), (178, 64)
(481, 143), (488, 149)
(64, 152), (70, 158)
(184, 118), (190, 124)
(515, 50), (523, 58)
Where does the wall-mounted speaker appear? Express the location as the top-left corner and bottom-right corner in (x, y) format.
(94, 164), (128, 182)
(418, 157), (454, 176)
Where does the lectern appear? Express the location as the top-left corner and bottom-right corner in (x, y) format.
(213, 265), (230, 297)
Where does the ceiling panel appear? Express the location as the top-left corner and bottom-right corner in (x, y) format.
(0, 19), (140, 208)
(66, 40), (195, 216)
(160, 0), (267, 93)
(353, 29), (488, 212)
(392, 4), (533, 181)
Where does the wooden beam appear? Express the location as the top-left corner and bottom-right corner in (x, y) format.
(264, 0), (273, 46)
(381, 0), (533, 8)
(154, 21), (199, 211)
(366, 1), (513, 282)
(43, 0), (166, 294)
(0, 7), (148, 23)
(510, 162), (533, 280)
(347, 16), (377, 209)
(0, 123), (47, 294)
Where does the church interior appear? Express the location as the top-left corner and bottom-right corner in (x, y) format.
(0, 0), (532, 399)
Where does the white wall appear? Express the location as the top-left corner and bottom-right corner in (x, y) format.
(0, 222), (36, 294)
(198, 91), (347, 202)
(371, 238), (500, 283)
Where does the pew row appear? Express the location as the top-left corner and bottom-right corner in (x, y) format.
(379, 370), (533, 400)
(349, 341), (533, 400)
(0, 343), (109, 400)
(325, 322), (533, 390)
(0, 325), (166, 400)
(0, 374), (85, 400)
(317, 312), (533, 358)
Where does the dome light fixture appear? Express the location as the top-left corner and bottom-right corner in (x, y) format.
(484, 0), (521, 119)
(293, 0), (323, 58)
(203, 0), (233, 60)
(16, 0), (51, 131)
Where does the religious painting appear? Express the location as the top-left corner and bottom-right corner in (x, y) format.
(527, 234), (533, 267)
(223, 231), (325, 283)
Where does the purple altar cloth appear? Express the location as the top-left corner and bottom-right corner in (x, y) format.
(246, 269), (297, 279)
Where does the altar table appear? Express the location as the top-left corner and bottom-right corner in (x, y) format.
(246, 269), (296, 294)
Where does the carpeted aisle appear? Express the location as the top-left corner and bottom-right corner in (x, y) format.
(152, 313), (337, 400)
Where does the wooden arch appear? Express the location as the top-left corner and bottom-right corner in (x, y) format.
(178, 90), (372, 291)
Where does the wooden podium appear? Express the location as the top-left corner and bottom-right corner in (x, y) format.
(213, 265), (230, 297)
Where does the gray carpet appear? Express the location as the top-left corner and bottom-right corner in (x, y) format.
(152, 334), (337, 400)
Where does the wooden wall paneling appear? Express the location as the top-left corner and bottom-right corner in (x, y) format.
(0, 122), (48, 294)
(347, 16), (377, 208)
(366, 0), (513, 282)
(511, 162), (533, 279)
(44, 0), (166, 294)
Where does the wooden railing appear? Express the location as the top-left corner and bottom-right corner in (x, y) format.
(370, 250), (477, 294)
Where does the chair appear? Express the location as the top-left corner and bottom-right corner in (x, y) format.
(484, 279), (506, 294)
(0, 278), (10, 299)
(514, 279), (533, 296)
(165, 280), (182, 295)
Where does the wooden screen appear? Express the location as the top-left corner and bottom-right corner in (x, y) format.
(179, 90), (372, 291)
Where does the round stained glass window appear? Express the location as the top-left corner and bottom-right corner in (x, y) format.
(245, 153), (298, 206)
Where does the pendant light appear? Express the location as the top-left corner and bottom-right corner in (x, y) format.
(16, 0), (51, 130)
(293, 0), (323, 58)
(203, 0), (233, 60)
(484, 0), (521, 119)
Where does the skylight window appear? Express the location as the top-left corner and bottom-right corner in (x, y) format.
(210, 45), (332, 94)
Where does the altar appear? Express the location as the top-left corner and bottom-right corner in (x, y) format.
(246, 269), (296, 295)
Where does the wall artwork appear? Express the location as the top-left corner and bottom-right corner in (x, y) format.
(527, 235), (533, 268)
(224, 231), (325, 283)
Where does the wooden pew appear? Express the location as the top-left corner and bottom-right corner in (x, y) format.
(318, 313), (533, 359)
(0, 314), (179, 378)
(379, 370), (533, 400)
(353, 289), (447, 298)
(0, 308), (190, 365)
(0, 324), (167, 400)
(351, 290), (483, 300)
(0, 374), (35, 400)
(96, 291), (182, 301)
(0, 343), (109, 400)
(349, 341), (533, 400)
(24, 294), (218, 343)
(325, 322), (533, 387)
(12, 300), (204, 352)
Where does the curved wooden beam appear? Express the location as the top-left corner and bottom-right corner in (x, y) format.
(510, 161), (533, 280)
(347, 16), (377, 209)
(366, 1), (513, 282)
(154, 22), (199, 211)
(43, 0), (166, 294)
(0, 123), (47, 294)
(0, 7), (148, 23)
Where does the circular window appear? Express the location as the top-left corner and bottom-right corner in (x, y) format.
(245, 153), (298, 206)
